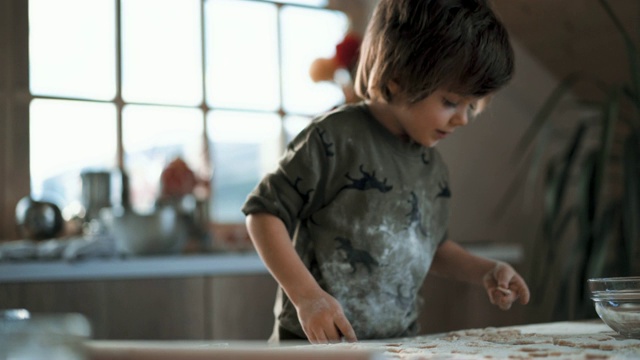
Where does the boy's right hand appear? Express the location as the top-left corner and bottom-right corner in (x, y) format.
(294, 290), (357, 344)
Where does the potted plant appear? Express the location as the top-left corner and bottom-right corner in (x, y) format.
(498, 0), (640, 321)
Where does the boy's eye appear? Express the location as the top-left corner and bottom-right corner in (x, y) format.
(468, 101), (483, 117)
(443, 98), (458, 108)
(467, 105), (482, 122)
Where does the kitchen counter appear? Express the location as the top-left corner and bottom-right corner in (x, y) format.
(0, 252), (267, 283)
(86, 320), (640, 359)
(0, 243), (521, 283)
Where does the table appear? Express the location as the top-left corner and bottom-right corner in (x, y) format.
(309, 320), (640, 359)
(86, 320), (640, 359)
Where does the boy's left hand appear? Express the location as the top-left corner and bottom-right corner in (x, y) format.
(482, 261), (530, 310)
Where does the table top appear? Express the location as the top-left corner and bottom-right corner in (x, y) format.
(86, 320), (640, 360)
(309, 320), (640, 359)
(0, 252), (267, 283)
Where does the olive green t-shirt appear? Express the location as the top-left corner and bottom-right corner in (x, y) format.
(242, 102), (450, 340)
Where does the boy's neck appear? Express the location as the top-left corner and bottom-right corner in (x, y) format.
(365, 99), (408, 142)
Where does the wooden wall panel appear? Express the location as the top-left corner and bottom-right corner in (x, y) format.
(103, 277), (206, 340)
(0, 283), (23, 309)
(0, 275), (281, 341)
(207, 274), (277, 340)
(20, 281), (109, 339)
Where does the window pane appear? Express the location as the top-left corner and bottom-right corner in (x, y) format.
(121, 0), (202, 106)
(284, 115), (312, 143)
(281, 6), (348, 115)
(30, 99), (117, 207)
(207, 111), (282, 222)
(122, 105), (205, 213)
(29, 0), (116, 100)
(263, 0), (327, 6)
(205, 0), (279, 111)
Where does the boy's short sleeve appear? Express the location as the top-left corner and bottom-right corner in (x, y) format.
(439, 231), (449, 246)
(242, 123), (330, 235)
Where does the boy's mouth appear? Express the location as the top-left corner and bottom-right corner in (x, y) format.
(436, 130), (450, 139)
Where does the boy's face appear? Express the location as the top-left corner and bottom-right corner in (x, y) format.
(378, 89), (485, 148)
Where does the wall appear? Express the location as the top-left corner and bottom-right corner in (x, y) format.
(0, 0), (30, 241)
(328, 0), (375, 34)
(437, 40), (560, 247)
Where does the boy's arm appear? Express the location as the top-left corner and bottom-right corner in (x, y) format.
(430, 239), (530, 310)
(246, 212), (357, 343)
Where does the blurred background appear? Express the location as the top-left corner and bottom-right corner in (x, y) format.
(0, 0), (638, 341)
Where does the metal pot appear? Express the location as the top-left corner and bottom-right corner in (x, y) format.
(15, 197), (64, 240)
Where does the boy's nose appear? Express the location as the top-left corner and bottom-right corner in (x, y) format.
(450, 111), (469, 127)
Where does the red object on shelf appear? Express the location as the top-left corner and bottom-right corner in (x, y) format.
(334, 32), (362, 71)
(160, 158), (197, 198)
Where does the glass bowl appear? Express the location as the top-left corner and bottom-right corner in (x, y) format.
(588, 276), (640, 338)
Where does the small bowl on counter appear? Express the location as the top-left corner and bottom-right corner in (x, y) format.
(102, 205), (188, 256)
(588, 276), (640, 339)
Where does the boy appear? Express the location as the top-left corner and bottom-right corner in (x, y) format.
(242, 0), (530, 343)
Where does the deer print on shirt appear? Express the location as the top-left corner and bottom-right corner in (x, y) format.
(421, 152), (430, 165)
(339, 165), (393, 194)
(384, 284), (417, 318)
(316, 128), (334, 157)
(435, 181), (451, 199)
(286, 176), (314, 217)
(407, 192), (428, 236)
(311, 165), (394, 225)
(335, 236), (379, 274)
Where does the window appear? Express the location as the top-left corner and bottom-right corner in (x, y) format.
(28, 0), (349, 223)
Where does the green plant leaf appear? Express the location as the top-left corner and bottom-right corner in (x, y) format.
(622, 134), (640, 274)
(599, 0), (640, 111)
(585, 202), (620, 302)
(551, 122), (588, 224)
(494, 75), (607, 220)
(592, 88), (621, 212)
(575, 150), (598, 309)
(512, 73), (583, 162)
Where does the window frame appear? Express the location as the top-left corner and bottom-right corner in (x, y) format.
(0, 0), (372, 239)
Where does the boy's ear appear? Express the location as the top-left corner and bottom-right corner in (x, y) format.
(385, 80), (405, 103)
(388, 81), (401, 95)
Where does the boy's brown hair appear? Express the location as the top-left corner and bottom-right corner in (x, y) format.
(355, 0), (514, 103)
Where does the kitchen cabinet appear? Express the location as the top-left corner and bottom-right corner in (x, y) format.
(17, 280), (110, 338)
(103, 277), (206, 340)
(207, 275), (278, 340)
(0, 273), (526, 340)
(0, 248), (526, 340)
(0, 274), (278, 341)
(0, 274), (525, 340)
(0, 283), (22, 309)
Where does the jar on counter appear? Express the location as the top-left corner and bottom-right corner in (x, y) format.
(0, 309), (92, 360)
